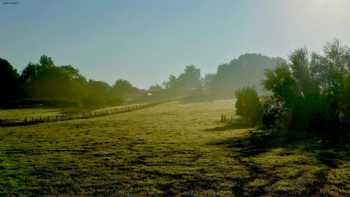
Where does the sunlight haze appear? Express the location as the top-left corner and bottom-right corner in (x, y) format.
(1, 0), (350, 88)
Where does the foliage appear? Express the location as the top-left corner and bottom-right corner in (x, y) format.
(261, 97), (291, 129)
(262, 40), (350, 131)
(207, 54), (285, 98)
(235, 87), (262, 126)
(0, 55), (146, 108)
(0, 58), (20, 103)
(112, 79), (144, 102)
(1, 53), (287, 107)
(149, 65), (202, 100)
(82, 80), (112, 106)
(20, 55), (88, 103)
(162, 65), (201, 96)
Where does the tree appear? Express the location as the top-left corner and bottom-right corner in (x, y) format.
(163, 75), (177, 89)
(207, 54), (285, 98)
(148, 84), (164, 94)
(83, 80), (112, 106)
(0, 58), (20, 102)
(39, 55), (54, 67)
(263, 63), (299, 108)
(177, 65), (201, 91)
(162, 65), (201, 97)
(111, 79), (143, 101)
(20, 55), (88, 103)
(262, 40), (350, 131)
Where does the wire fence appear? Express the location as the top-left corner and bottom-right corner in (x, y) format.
(0, 101), (165, 127)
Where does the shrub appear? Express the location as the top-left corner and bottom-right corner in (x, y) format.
(235, 87), (262, 126)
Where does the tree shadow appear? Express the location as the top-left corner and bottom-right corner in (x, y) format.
(214, 128), (350, 165)
(205, 120), (253, 132)
(180, 96), (216, 104)
(209, 128), (350, 196)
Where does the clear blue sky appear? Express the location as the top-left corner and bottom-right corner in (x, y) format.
(1, 0), (349, 88)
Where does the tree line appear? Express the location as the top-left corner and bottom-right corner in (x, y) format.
(235, 40), (350, 136)
(148, 54), (283, 101)
(1, 53), (282, 108)
(0, 55), (144, 108)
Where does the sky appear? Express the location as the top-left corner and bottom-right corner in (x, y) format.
(1, 0), (350, 89)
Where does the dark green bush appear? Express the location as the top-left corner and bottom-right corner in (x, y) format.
(235, 87), (262, 126)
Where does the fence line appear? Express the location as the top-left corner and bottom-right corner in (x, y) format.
(0, 101), (166, 127)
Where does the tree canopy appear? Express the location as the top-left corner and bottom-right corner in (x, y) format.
(262, 40), (350, 131)
(0, 58), (20, 101)
(0, 55), (143, 108)
(207, 54), (285, 98)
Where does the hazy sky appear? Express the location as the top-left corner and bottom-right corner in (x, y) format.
(1, 0), (350, 88)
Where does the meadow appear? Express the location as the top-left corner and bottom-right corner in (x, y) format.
(0, 100), (349, 196)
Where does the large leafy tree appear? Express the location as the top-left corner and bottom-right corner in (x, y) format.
(111, 79), (143, 101)
(0, 58), (20, 101)
(208, 54), (285, 98)
(83, 80), (111, 105)
(263, 40), (350, 130)
(162, 65), (201, 97)
(20, 55), (87, 102)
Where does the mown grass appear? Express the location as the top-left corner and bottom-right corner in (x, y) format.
(0, 108), (62, 120)
(0, 100), (349, 196)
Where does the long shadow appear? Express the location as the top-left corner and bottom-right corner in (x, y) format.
(180, 96), (216, 104)
(207, 117), (350, 164)
(205, 120), (253, 132)
(208, 127), (350, 196)
(214, 128), (350, 165)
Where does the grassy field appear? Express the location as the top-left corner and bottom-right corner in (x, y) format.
(0, 108), (62, 120)
(0, 100), (349, 196)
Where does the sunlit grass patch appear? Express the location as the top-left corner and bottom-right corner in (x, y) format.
(322, 162), (350, 196)
(251, 149), (312, 168)
(0, 108), (61, 120)
(247, 178), (270, 192)
(0, 100), (350, 196)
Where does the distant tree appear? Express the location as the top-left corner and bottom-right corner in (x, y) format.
(39, 55), (54, 67)
(163, 75), (177, 90)
(111, 79), (143, 101)
(20, 55), (88, 103)
(203, 74), (215, 93)
(162, 65), (201, 97)
(3, 54), (152, 107)
(83, 80), (112, 106)
(0, 58), (20, 102)
(148, 84), (164, 94)
(206, 54), (285, 98)
(177, 65), (201, 94)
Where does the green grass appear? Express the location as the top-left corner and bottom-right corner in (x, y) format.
(0, 108), (62, 120)
(0, 100), (349, 196)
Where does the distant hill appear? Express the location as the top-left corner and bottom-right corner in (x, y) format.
(205, 53), (286, 98)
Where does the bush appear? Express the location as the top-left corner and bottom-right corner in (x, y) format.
(235, 87), (262, 126)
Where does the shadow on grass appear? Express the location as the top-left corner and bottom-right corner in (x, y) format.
(205, 120), (253, 132)
(180, 96), (216, 104)
(209, 127), (350, 196)
(214, 128), (350, 165)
